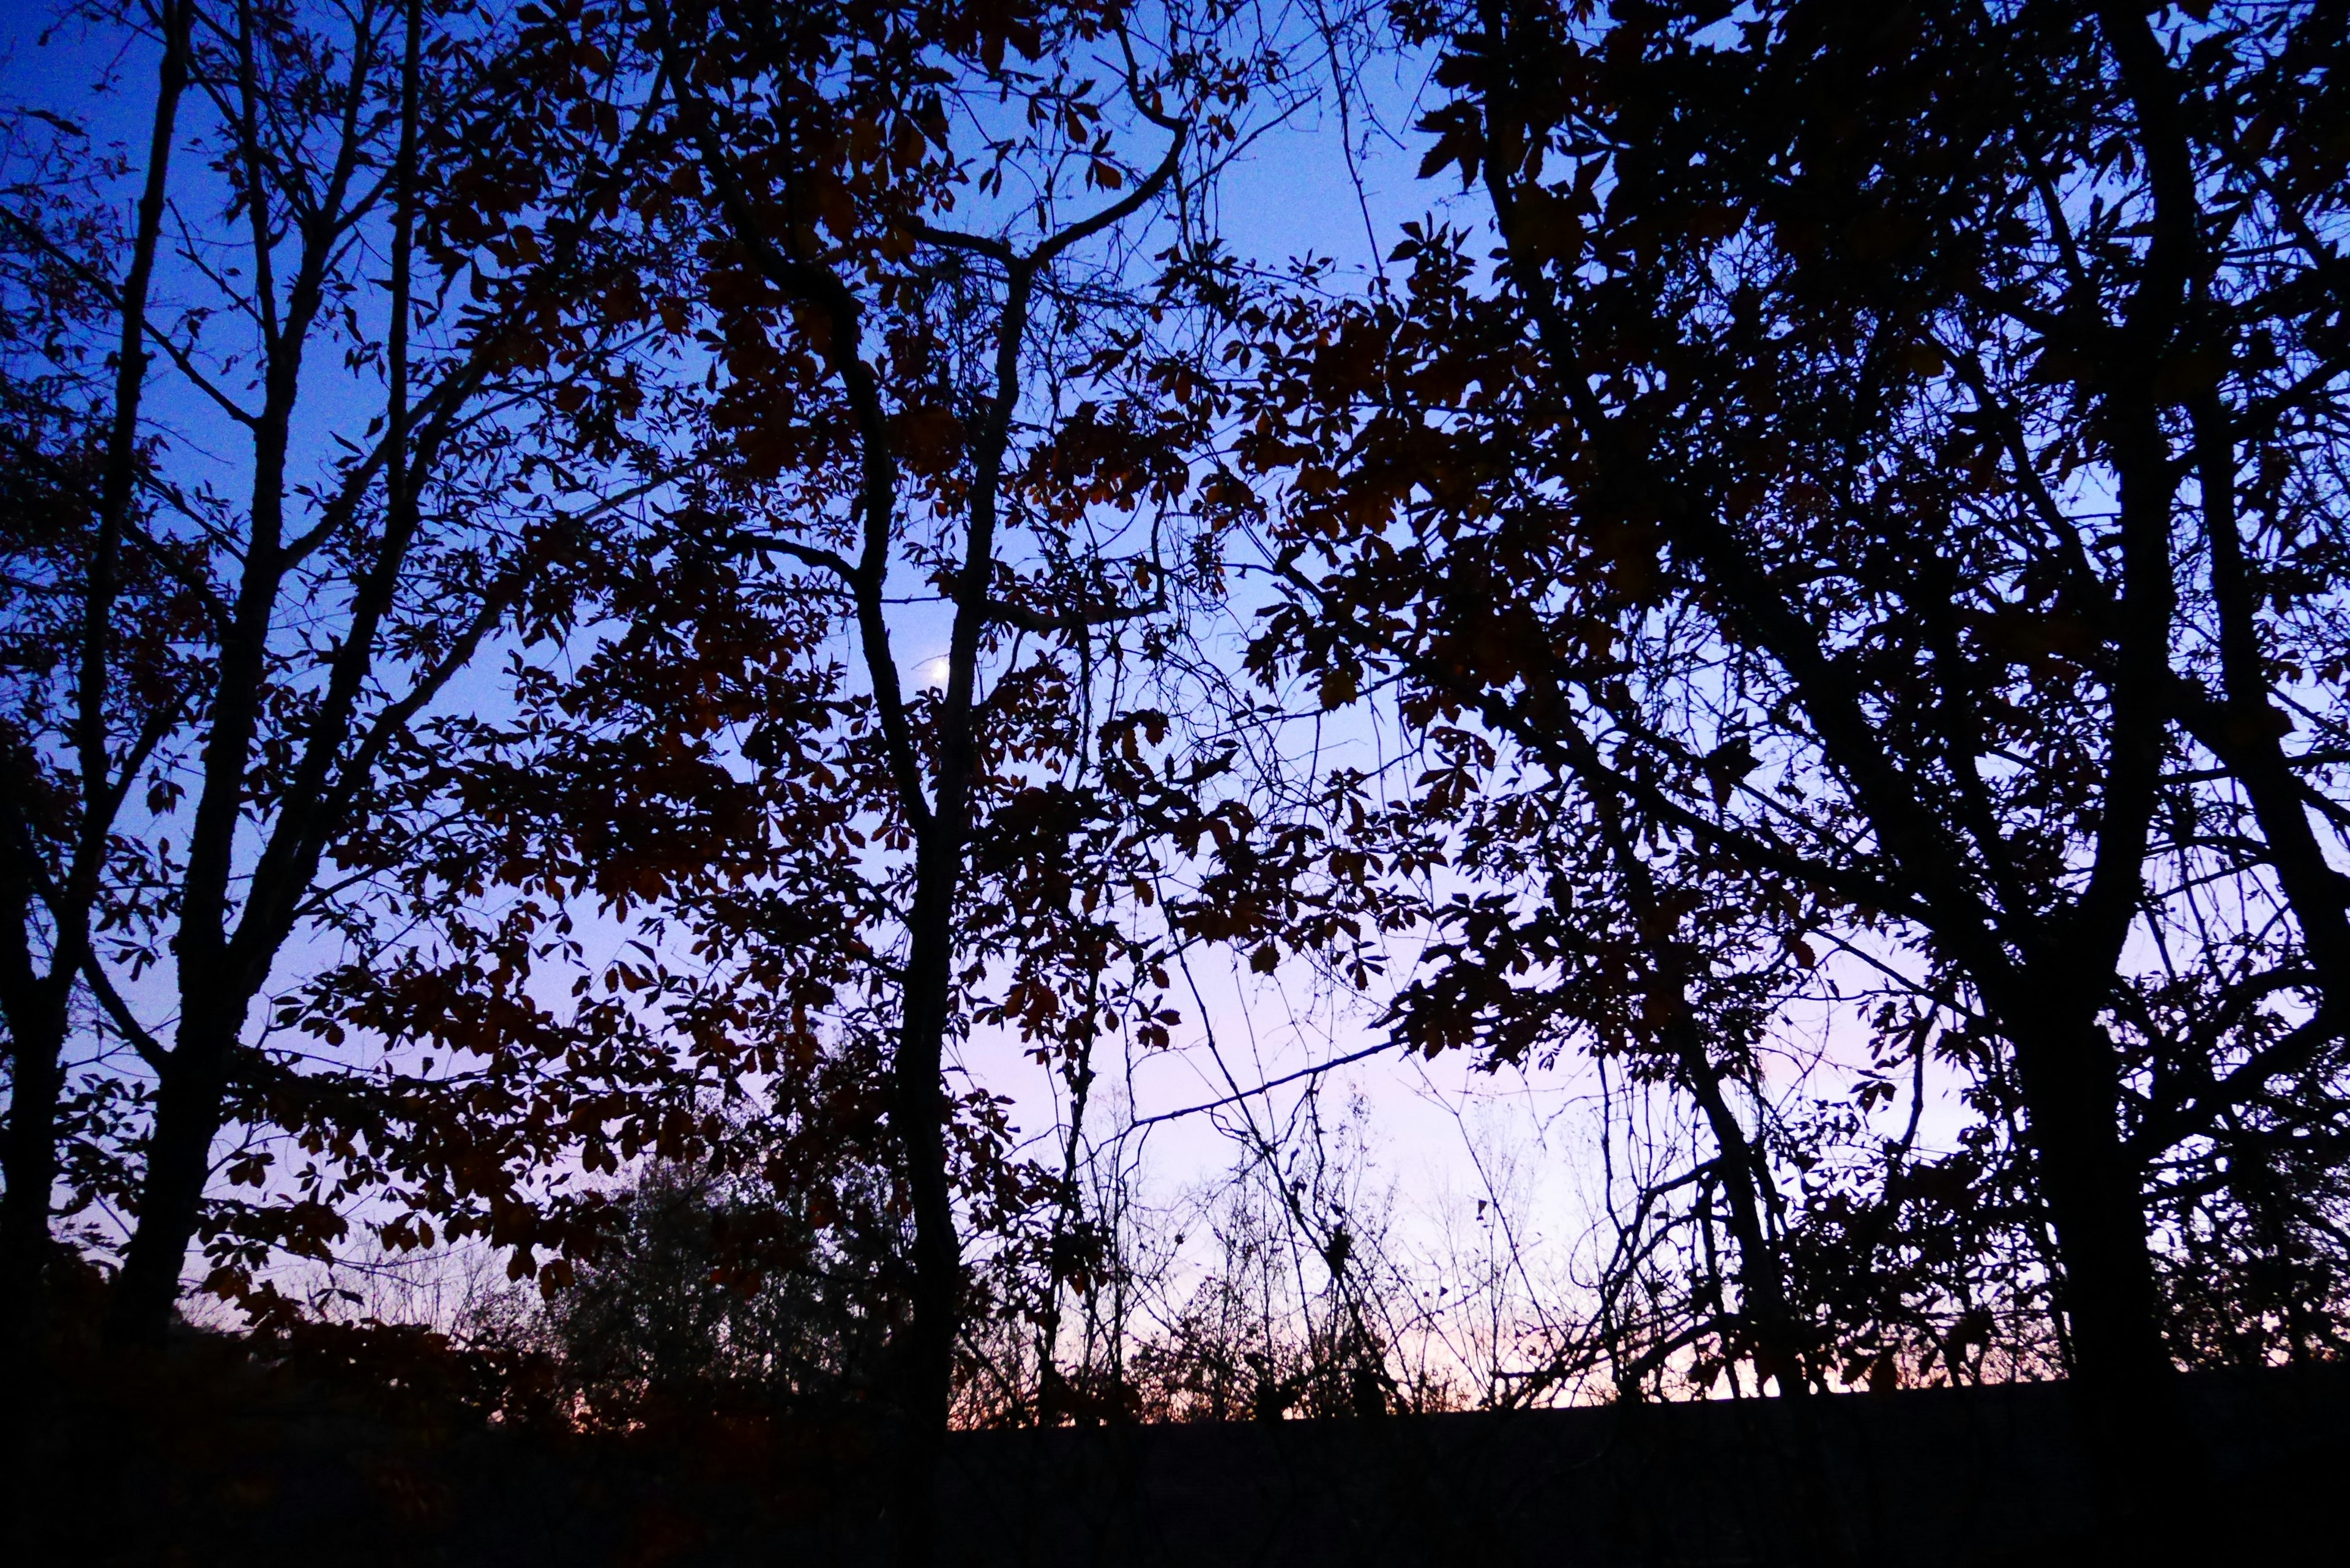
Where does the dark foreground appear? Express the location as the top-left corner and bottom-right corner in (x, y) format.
(9, 1345), (2344, 1566)
(933, 1371), (2346, 1568)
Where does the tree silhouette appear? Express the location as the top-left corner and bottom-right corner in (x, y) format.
(1229, 0), (2350, 1540)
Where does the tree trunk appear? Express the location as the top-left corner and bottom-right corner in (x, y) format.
(1672, 1020), (1804, 1395)
(0, 991), (70, 1350)
(104, 1004), (241, 1347)
(885, 837), (965, 1567)
(2006, 1003), (2184, 1559)
(2024, 1053), (2166, 1390)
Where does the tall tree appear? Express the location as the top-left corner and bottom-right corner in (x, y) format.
(0, 0), (657, 1348)
(1231, 0), (2350, 1541)
(450, 0), (1308, 1556)
(0, 0), (196, 1354)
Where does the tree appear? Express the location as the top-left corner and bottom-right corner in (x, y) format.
(1229, 0), (2350, 1541)
(542, 1094), (907, 1425)
(412, 0), (1320, 1556)
(0, 0), (196, 1354)
(0, 0), (658, 1349)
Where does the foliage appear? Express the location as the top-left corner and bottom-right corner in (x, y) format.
(9, 20), (2350, 1553)
(1222, 0), (2350, 1446)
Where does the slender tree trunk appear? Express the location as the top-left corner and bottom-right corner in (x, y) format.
(102, 512), (285, 1348)
(2191, 395), (2350, 1007)
(1555, 709), (1808, 1394)
(886, 836), (965, 1567)
(1669, 1020), (1804, 1394)
(1035, 998), (1099, 1419)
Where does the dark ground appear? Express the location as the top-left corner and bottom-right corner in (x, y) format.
(8, 1337), (2344, 1566)
(931, 1369), (2347, 1567)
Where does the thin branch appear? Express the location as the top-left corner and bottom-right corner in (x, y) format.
(1127, 1041), (1393, 1128)
(80, 952), (171, 1072)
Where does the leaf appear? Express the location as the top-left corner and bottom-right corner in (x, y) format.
(1701, 737), (1758, 806)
